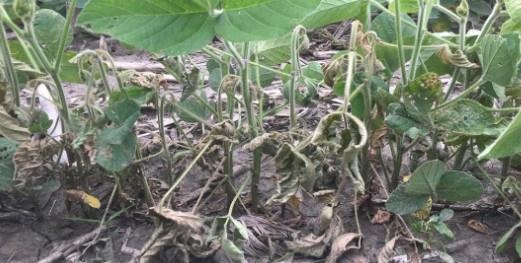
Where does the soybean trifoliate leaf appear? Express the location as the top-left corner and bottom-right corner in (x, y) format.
(405, 160), (448, 196)
(479, 110), (521, 160)
(386, 185), (430, 215)
(436, 171), (483, 202)
(302, 0), (366, 28)
(479, 34), (521, 87)
(78, 0), (320, 55)
(33, 9), (73, 61)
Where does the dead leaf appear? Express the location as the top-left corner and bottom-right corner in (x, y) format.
(317, 206), (334, 234)
(467, 219), (488, 234)
(285, 233), (326, 258)
(0, 108), (30, 141)
(65, 189), (101, 209)
(326, 233), (361, 263)
(377, 236), (400, 263)
(314, 189), (337, 206)
(371, 209), (392, 224)
(151, 207), (204, 232)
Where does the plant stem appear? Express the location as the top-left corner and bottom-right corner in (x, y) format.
(54, 0), (77, 72)
(158, 140), (214, 211)
(391, 135), (403, 189)
(0, 21), (20, 106)
(393, 0), (408, 85)
(468, 0), (503, 51)
(475, 160), (521, 219)
(437, 78), (485, 109)
(289, 25), (306, 129)
(369, 0), (458, 47)
(343, 22), (359, 112)
(158, 96), (174, 185)
(409, 0), (433, 81)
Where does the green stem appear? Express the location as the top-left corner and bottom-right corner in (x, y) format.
(437, 78), (485, 109)
(409, 0), (433, 81)
(468, 0), (503, 51)
(289, 25), (306, 129)
(393, 0), (408, 84)
(54, 0), (77, 72)
(343, 22), (359, 113)
(159, 96), (174, 185)
(158, 140), (214, 210)
(0, 21), (20, 106)
(369, 0), (458, 47)
(391, 135), (403, 189)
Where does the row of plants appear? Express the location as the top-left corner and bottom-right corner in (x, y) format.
(1, 0), (521, 261)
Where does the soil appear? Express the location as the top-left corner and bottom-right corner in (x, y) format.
(1, 26), (520, 263)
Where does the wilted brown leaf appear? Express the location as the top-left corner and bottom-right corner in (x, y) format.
(371, 209), (392, 224)
(65, 189), (101, 209)
(326, 233), (361, 263)
(377, 236), (400, 263)
(152, 207), (204, 232)
(467, 219), (488, 234)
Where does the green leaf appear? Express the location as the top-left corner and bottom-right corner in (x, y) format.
(222, 238), (246, 262)
(501, 18), (521, 34)
(302, 0), (366, 28)
(177, 91), (212, 123)
(405, 160), (448, 196)
(0, 138), (18, 191)
(371, 12), (416, 43)
(516, 235), (521, 258)
(105, 98), (141, 126)
(433, 99), (501, 136)
(29, 110), (53, 134)
(496, 222), (521, 253)
(385, 103), (428, 137)
(109, 86), (156, 106)
(95, 125), (137, 172)
(436, 171), (483, 202)
(432, 221), (454, 239)
(386, 185), (430, 215)
(388, 0), (419, 14)
(33, 9), (73, 61)
(505, 0), (521, 23)
(479, 34), (521, 87)
(439, 208), (454, 222)
(479, 109), (521, 160)
(78, 0), (320, 55)
(231, 218), (249, 240)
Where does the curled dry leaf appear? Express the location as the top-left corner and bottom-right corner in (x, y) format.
(151, 207), (204, 232)
(377, 236), (400, 263)
(65, 189), (102, 209)
(371, 209), (392, 224)
(0, 108), (31, 142)
(285, 233), (326, 258)
(325, 233), (361, 263)
(13, 138), (60, 184)
(467, 219), (488, 234)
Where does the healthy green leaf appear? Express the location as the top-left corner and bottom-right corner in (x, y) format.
(432, 221), (454, 239)
(388, 0), (418, 14)
(505, 0), (521, 23)
(496, 222), (521, 253)
(105, 98), (141, 126)
(177, 91), (212, 123)
(405, 160), (448, 196)
(78, 0), (320, 55)
(222, 238), (246, 262)
(436, 171), (483, 202)
(479, 34), (521, 87)
(386, 185), (430, 215)
(302, 0), (366, 28)
(29, 110), (53, 134)
(33, 9), (73, 61)
(109, 86), (156, 106)
(479, 109), (521, 160)
(95, 125), (138, 172)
